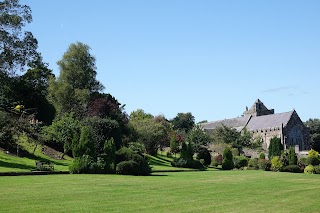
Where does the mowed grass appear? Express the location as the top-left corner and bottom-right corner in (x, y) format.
(0, 140), (71, 172)
(1, 170), (320, 212)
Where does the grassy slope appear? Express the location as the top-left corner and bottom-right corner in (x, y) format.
(0, 140), (71, 172)
(148, 152), (193, 171)
(1, 170), (320, 212)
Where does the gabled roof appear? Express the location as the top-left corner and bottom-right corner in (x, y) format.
(201, 115), (251, 131)
(246, 111), (294, 131)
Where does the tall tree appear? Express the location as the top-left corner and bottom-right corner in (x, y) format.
(48, 42), (103, 117)
(171, 112), (195, 133)
(0, 0), (39, 110)
(0, 0), (38, 75)
(268, 136), (283, 159)
(305, 119), (320, 152)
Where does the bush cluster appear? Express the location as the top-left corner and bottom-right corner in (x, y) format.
(222, 147), (234, 170)
(304, 165), (315, 174)
(171, 158), (204, 169)
(248, 158), (259, 170)
(281, 165), (302, 173)
(196, 147), (211, 166)
(233, 156), (248, 169)
(258, 159), (271, 171)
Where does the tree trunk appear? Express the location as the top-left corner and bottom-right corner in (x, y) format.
(32, 144), (38, 154)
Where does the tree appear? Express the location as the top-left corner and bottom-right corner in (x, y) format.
(268, 136), (283, 159)
(48, 42), (103, 117)
(72, 126), (95, 158)
(171, 112), (195, 133)
(0, 0), (38, 75)
(42, 113), (81, 158)
(288, 146), (298, 165)
(211, 125), (240, 145)
(222, 147), (234, 170)
(187, 125), (211, 153)
(170, 134), (180, 157)
(14, 56), (55, 123)
(130, 110), (168, 156)
(305, 119), (320, 152)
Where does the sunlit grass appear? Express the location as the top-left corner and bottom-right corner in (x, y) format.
(0, 170), (320, 212)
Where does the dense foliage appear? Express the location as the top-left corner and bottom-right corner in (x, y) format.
(268, 137), (283, 159)
(222, 147), (234, 170)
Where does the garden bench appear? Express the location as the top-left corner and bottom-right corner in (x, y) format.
(35, 161), (54, 171)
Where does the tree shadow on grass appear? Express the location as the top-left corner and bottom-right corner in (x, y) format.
(149, 158), (171, 167)
(156, 155), (173, 163)
(0, 160), (35, 170)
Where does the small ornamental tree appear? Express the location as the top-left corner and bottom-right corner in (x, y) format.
(268, 137), (283, 159)
(170, 135), (180, 157)
(288, 147), (298, 165)
(222, 147), (234, 170)
(104, 137), (116, 163)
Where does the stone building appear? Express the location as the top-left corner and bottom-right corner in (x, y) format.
(201, 99), (309, 151)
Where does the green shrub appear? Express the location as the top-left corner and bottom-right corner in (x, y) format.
(298, 157), (308, 170)
(199, 159), (205, 165)
(131, 154), (151, 175)
(171, 158), (204, 169)
(233, 156), (248, 169)
(196, 147), (211, 165)
(271, 156), (283, 171)
(116, 160), (140, 175)
(115, 147), (134, 164)
(222, 147), (234, 170)
(258, 159), (271, 171)
(288, 147), (298, 165)
(231, 148), (240, 157)
(259, 153), (265, 159)
(104, 138), (116, 162)
(307, 156), (320, 166)
(281, 165), (302, 173)
(166, 152), (172, 158)
(268, 137), (283, 159)
(128, 142), (145, 155)
(69, 155), (95, 174)
(304, 165), (315, 174)
(248, 158), (259, 170)
(211, 158), (218, 167)
(308, 149), (319, 158)
(314, 166), (320, 174)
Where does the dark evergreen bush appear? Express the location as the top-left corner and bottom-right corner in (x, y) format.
(288, 147), (298, 165)
(116, 160), (139, 175)
(281, 165), (303, 173)
(171, 158), (204, 169)
(268, 137), (283, 159)
(196, 147), (211, 165)
(233, 156), (248, 169)
(259, 153), (266, 159)
(222, 147), (234, 170)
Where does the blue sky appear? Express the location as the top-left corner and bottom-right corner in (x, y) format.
(22, 0), (320, 122)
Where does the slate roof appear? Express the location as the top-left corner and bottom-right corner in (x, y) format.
(246, 111), (294, 131)
(201, 115), (251, 131)
(202, 111), (295, 132)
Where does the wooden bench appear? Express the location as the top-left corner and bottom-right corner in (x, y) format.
(35, 161), (54, 171)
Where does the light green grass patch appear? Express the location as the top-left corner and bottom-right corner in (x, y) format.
(0, 170), (320, 212)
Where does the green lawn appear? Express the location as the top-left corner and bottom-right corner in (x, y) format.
(0, 140), (71, 172)
(1, 170), (320, 212)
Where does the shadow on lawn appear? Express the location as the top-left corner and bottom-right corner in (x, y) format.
(156, 155), (173, 163)
(0, 160), (35, 170)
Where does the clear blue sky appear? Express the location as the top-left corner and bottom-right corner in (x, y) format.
(22, 0), (320, 122)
